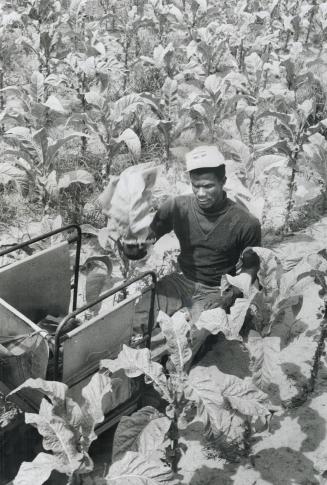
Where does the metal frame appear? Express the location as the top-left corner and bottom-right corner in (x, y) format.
(0, 224), (82, 312)
(53, 270), (157, 380)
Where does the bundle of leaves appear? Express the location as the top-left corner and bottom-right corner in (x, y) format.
(99, 162), (158, 245)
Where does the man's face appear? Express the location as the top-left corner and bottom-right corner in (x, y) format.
(190, 171), (225, 210)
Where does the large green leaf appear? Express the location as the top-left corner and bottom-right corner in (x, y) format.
(247, 330), (281, 391)
(251, 247), (282, 303)
(46, 134), (83, 166)
(101, 345), (171, 403)
(142, 117), (161, 141)
(13, 453), (64, 485)
(112, 406), (170, 462)
(303, 133), (327, 183)
(110, 94), (143, 124)
(194, 305), (242, 341)
(142, 117), (172, 141)
(141, 43), (174, 70)
(9, 378), (68, 407)
(157, 311), (192, 373)
(9, 378), (83, 428)
(41, 95), (67, 114)
(25, 402), (84, 474)
(162, 78), (178, 121)
(220, 375), (270, 418)
(186, 365), (270, 437)
(58, 170), (94, 189)
(0, 163), (26, 186)
(45, 170), (59, 197)
(224, 172), (265, 221)
(32, 128), (48, 165)
(218, 138), (251, 167)
(185, 365), (231, 436)
(85, 90), (105, 110)
(204, 74), (223, 96)
(4, 127), (42, 164)
(253, 155), (288, 184)
(115, 128), (141, 160)
(69, 0), (88, 19)
(30, 71), (45, 103)
(80, 372), (114, 450)
(244, 52), (263, 89)
(106, 451), (174, 484)
(98, 176), (120, 216)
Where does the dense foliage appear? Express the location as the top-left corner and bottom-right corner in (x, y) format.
(1, 0), (327, 235)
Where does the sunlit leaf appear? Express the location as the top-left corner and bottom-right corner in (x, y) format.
(80, 372), (114, 449)
(247, 330), (281, 391)
(58, 170), (94, 189)
(25, 406), (84, 473)
(101, 345), (171, 403)
(112, 406), (170, 462)
(157, 311), (192, 373)
(13, 453), (64, 485)
(115, 128), (141, 160)
(30, 71), (44, 103)
(41, 95), (67, 114)
(106, 451), (174, 484)
(9, 378), (68, 407)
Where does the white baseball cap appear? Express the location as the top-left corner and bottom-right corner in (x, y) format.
(185, 145), (225, 171)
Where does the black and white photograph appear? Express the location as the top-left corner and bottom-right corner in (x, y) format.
(1, 0), (327, 483)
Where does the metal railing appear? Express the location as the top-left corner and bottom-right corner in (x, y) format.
(0, 225), (82, 311)
(53, 270), (157, 380)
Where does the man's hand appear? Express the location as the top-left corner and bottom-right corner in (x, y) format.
(120, 241), (149, 260)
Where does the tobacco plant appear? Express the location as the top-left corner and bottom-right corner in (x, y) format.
(142, 78), (194, 163)
(101, 307), (273, 474)
(9, 372), (114, 484)
(1, 126), (93, 208)
(226, 246), (327, 396)
(68, 89), (143, 179)
(0, 70), (68, 131)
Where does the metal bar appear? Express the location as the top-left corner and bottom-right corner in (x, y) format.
(0, 224), (82, 312)
(147, 283), (156, 349)
(72, 227), (82, 311)
(54, 270), (157, 380)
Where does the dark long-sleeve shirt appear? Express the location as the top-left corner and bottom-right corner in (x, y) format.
(150, 193), (261, 286)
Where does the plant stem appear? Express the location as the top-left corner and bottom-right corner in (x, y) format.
(166, 405), (181, 473)
(249, 112), (255, 147)
(123, 36), (130, 92)
(284, 30), (291, 51)
(283, 140), (302, 233)
(305, 4), (316, 45)
(238, 39), (244, 71)
(171, 410), (180, 473)
(0, 68), (4, 134)
(81, 73), (87, 157)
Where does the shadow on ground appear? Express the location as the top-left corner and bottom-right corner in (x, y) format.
(251, 447), (319, 484)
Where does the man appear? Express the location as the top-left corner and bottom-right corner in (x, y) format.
(131, 145), (261, 332)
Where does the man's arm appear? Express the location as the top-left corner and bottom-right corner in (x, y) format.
(238, 218), (262, 251)
(149, 197), (175, 242)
